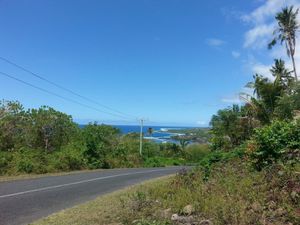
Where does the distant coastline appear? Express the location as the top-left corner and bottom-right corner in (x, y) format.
(79, 124), (192, 144)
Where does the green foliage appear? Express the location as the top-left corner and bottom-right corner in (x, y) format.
(11, 148), (49, 174)
(198, 146), (245, 180)
(184, 144), (210, 162)
(0, 100), (194, 176)
(143, 142), (161, 158)
(0, 101), (80, 153)
(210, 60), (300, 155)
(0, 151), (13, 175)
(247, 120), (300, 170)
(132, 219), (169, 225)
(143, 157), (185, 167)
(0, 100), (27, 151)
(105, 135), (142, 168)
(275, 81), (300, 120)
(210, 104), (254, 150)
(82, 123), (120, 169)
(169, 127), (211, 144)
(159, 143), (182, 157)
(246, 74), (283, 124)
(27, 106), (80, 151)
(49, 143), (86, 171)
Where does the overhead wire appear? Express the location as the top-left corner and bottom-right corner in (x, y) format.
(0, 71), (135, 122)
(0, 56), (137, 120)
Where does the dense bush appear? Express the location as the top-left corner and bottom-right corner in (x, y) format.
(26, 106), (79, 151)
(49, 143), (86, 171)
(210, 105), (255, 151)
(0, 101), (80, 152)
(82, 123), (120, 169)
(197, 146), (245, 180)
(185, 144), (210, 162)
(105, 135), (142, 168)
(11, 148), (49, 174)
(159, 143), (182, 157)
(247, 120), (300, 170)
(0, 100), (195, 175)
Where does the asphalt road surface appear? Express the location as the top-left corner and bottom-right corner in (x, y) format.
(0, 167), (186, 225)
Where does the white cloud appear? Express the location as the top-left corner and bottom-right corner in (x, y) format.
(231, 51), (241, 58)
(242, 0), (300, 80)
(221, 95), (242, 104)
(206, 38), (226, 47)
(196, 120), (207, 126)
(242, 0), (300, 49)
(221, 0), (300, 104)
(243, 23), (275, 48)
(252, 63), (274, 80)
(241, 0), (286, 24)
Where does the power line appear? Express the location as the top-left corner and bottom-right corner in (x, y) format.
(0, 56), (137, 120)
(0, 71), (135, 121)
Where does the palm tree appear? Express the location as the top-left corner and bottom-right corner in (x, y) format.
(242, 73), (283, 124)
(270, 59), (293, 90)
(269, 6), (299, 81)
(147, 127), (153, 137)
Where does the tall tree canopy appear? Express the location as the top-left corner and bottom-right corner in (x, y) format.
(269, 6), (299, 80)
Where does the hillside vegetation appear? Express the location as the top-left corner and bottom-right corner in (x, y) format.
(0, 101), (210, 175)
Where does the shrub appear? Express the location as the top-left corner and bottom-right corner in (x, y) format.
(185, 144), (210, 162)
(159, 143), (182, 157)
(11, 148), (49, 174)
(143, 142), (161, 158)
(0, 151), (13, 175)
(82, 123), (120, 169)
(248, 120), (300, 170)
(197, 146), (245, 180)
(50, 143), (86, 171)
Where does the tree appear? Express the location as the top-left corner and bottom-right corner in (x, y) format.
(269, 6), (299, 80)
(242, 60), (294, 124)
(0, 100), (27, 151)
(147, 127), (153, 137)
(270, 59), (294, 90)
(178, 137), (189, 150)
(210, 105), (254, 150)
(27, 106), (79, 151)
(245, 71), (285, 124)
(275, 81), (300, 120)
(82, 123), (120, 169)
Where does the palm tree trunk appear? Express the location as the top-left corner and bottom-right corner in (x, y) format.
(288, 39), (298, 81)
(291, 54), (298, 81)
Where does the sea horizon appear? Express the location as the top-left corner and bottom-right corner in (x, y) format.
(78, 124), (198, 144)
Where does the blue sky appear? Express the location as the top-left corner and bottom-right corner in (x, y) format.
(0, 0), (299, 126)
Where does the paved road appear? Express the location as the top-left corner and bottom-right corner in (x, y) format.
(0, 167), (185, 225)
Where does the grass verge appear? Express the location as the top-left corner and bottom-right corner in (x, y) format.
(0, 168), (107, 183)
(31, 159), (300, 225)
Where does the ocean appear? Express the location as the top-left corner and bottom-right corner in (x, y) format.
(114, 125), (188, 144)
(80, 124), (189, 144)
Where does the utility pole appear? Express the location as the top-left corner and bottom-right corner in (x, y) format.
(139, 118), (144, 156)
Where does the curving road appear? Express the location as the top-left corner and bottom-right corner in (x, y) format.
(0, 167), (185, 225)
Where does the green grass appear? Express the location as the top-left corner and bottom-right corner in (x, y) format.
(0, 168), (107, 182)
